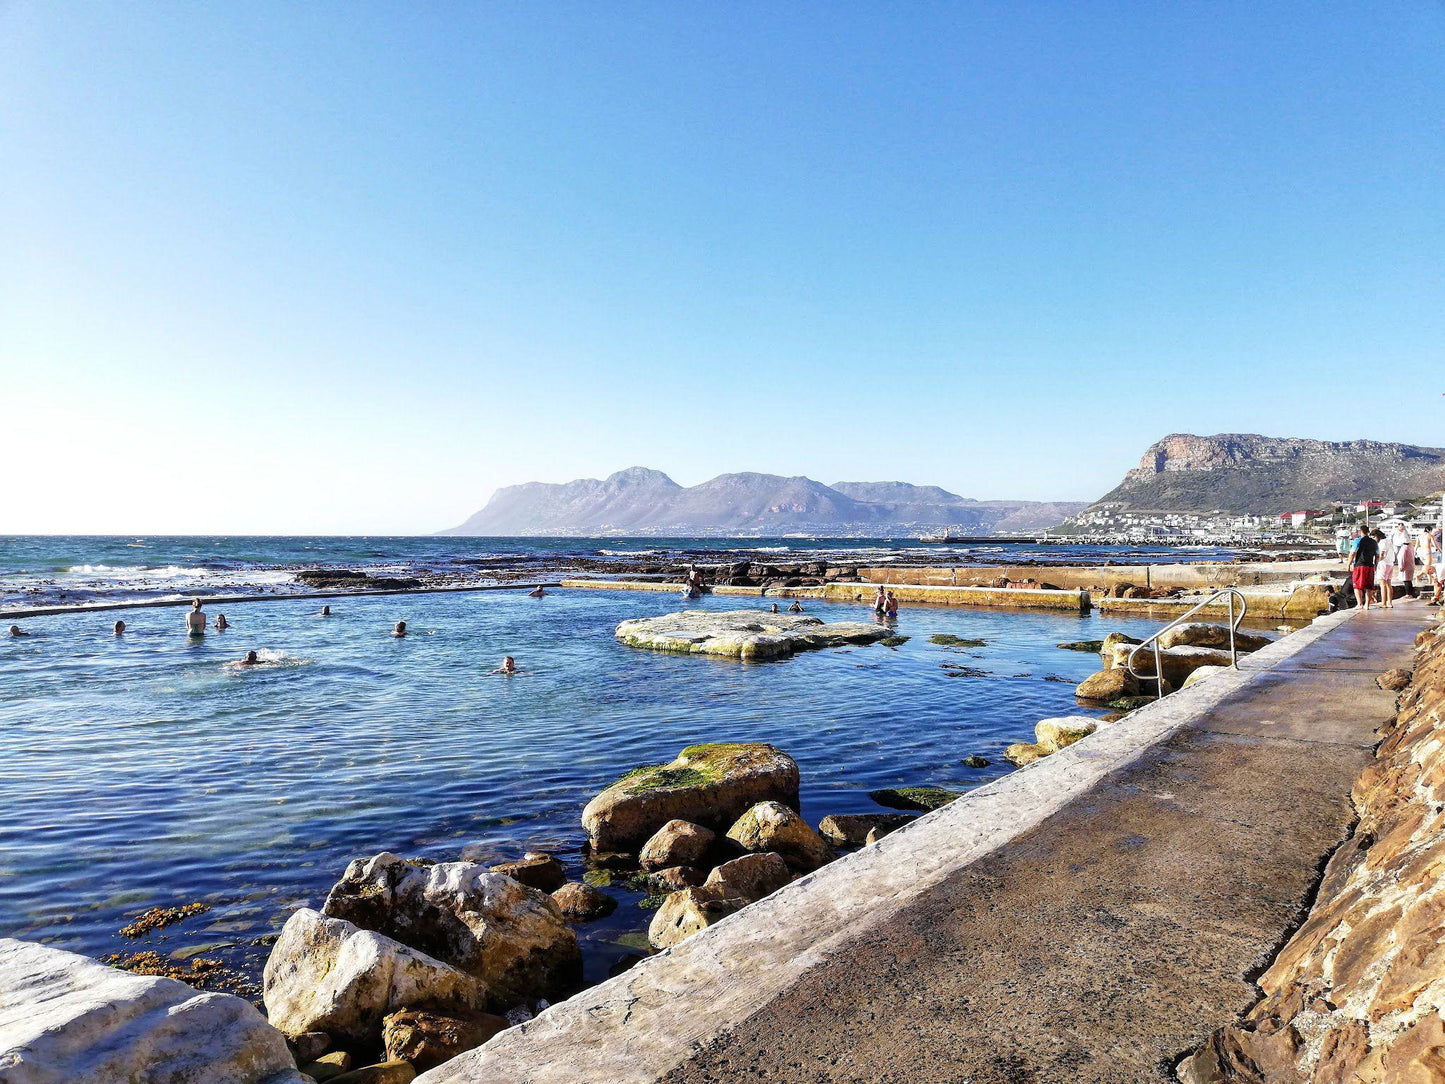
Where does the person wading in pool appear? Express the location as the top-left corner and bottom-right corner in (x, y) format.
(392, 620), (407, 637)
(491, 655), (521, 674)
(185, 599), (207, 636)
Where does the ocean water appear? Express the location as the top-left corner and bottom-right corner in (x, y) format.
(0, 586), (1169, 990)
(0, 535), (1243, 610)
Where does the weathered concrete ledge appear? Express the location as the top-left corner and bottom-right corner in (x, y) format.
(0, 581), (562, 620)
(419, 605), (1419, 1083)
(560, 579), (1091, 613)
(859, 557), (1339, 590)
(1097, 579), (1334, 620)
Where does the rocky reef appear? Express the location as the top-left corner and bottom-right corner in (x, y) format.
(1178, 620), (1445, 1082)
(614, 608), (890, 660)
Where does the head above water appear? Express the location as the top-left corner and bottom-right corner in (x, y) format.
(320, 605), (330, 615)
(394, 620), (406, 634)
(191, 598), (202, 610)
(113, 620), (125, 634)
(8, 625), (21, 636)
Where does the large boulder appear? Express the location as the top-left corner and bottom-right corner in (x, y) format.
(1110, 644), (1235, 686)
(646, 885), (747, 950)
(1098, 632), (1141, 668)
(381, 1008), (507, 1073)
(817, 813), (915, 847)
(638, 820), (715, 870)
(1156, 622), (1272, 652)
(263, 908), (483, 1044)
(488, 853), (565, 892)
(614, 609), (890, 660)
(321, 853), (580, 1008)
(1076, 668), (1139, 702)
(725, 801), (829, 871)
(702, 852), (792, 902)
(582, 743), (800, 852)
(1034, 716), (1097, 753)
(0, 937), (307, 1084)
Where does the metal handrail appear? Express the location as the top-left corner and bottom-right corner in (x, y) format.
(1125, 588), (1249, 699)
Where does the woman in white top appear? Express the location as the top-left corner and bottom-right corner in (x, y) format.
(1394, 525), (1416, 598)
(1376, 529), (1398, 609)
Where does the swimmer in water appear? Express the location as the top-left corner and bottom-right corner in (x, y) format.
(528, 585), (546, 598)
(239, 650), (260, 667)
(788, 600), (803, 613)
(8, 624), (28, 637)
(770, 602), (780, 613)
(884, 591), (899, 618)
(215, 614), (229, 631)
(318, 605), (331, 616)
(113, 620), (126, 635)
(491, 655), (520, 674)
(185, 599), (206, 636)
(873, 586), (887, 615)
(392, 620), (407, 637)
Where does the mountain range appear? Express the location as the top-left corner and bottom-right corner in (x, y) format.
(1079, 433), (1445, 516)
(439, 467), (1086, 536)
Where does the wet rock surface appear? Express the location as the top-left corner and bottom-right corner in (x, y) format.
(615, 608), (890, 660)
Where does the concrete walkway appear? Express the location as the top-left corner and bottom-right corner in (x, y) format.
(420, 600), (1433, 1084)
(666, 603), (1430, 1084)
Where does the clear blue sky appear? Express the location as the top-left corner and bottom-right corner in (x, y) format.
(2, 2), (1441, 534)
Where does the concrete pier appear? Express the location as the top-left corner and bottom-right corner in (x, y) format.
(418, 600), (1432, 1084)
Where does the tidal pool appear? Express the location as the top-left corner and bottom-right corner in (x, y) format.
(0, 588), (1168, 988)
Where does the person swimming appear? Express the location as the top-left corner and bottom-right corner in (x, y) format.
(873, 586), (887, 615)
(770, 602), (780, 613)
(8, 624), (28, 637)
(528, 585), (546, 598)
(185, 599), (206, 636)
(788, 600), (804, 613)
(318, 605), (331, 616)
(215, 614), (229, 631)
(491, 655), (520, 674)
(113, 620), (125, 635)
(238, 650), (260, 667)
(392, 620), (407, 637)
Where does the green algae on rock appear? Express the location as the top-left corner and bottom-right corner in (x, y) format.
(582, 742), (801, 851)
(868, 786), (964, 812)
(614, 609), (889, 660)
(929, 634), (987, 648)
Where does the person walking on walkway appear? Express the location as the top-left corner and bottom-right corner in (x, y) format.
(1351, 528), (1379, 611)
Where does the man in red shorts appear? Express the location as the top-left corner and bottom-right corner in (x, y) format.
(1351, 527), (1379, 610)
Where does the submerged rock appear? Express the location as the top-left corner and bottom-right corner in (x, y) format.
(1034, 716), (1097, 753)
(327, 1061), (416, 1083)
(817, 812), (916, 847)
(263, 908), (483, 1044)
(725, 801), (829, 871)
(581, 742), (800, 851)
(867, 786), (963, 812)
(639, 819), (715, 870)
(646, 885), (747, 950)
(1055, 640), (1104, 652)
(0, 936), (306, 1084)
(382, 1007), (507, 1073)
(321, 852), (580, 1009)
(962, 754), (991, 768)
(614, 609), (890, 660)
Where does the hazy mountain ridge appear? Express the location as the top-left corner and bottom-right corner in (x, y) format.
(441, 469), (1085, 536)
(1082, 433), (1445, 515)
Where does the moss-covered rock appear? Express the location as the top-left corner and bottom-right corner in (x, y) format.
(1034, 716), (1097, 753)
(867, 786), (963, 812)
(1005, 742), (1048, 766)
(581, 743), (799, 852)
(929, 634), (987, 648)
(1056, 640), (1104, 652)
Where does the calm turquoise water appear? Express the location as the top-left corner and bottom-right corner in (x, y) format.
(0, 587), (1165, 988)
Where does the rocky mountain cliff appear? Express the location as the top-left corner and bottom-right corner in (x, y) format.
(440, 470), (1084, 536)
(1084, 433), (1445, 514)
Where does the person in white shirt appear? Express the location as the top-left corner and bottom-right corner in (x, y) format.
(1377, 528), (1399, 609)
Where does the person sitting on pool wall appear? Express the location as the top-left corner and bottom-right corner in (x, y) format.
(185, 599), (206, 636)
(392, 620), (407, 637)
